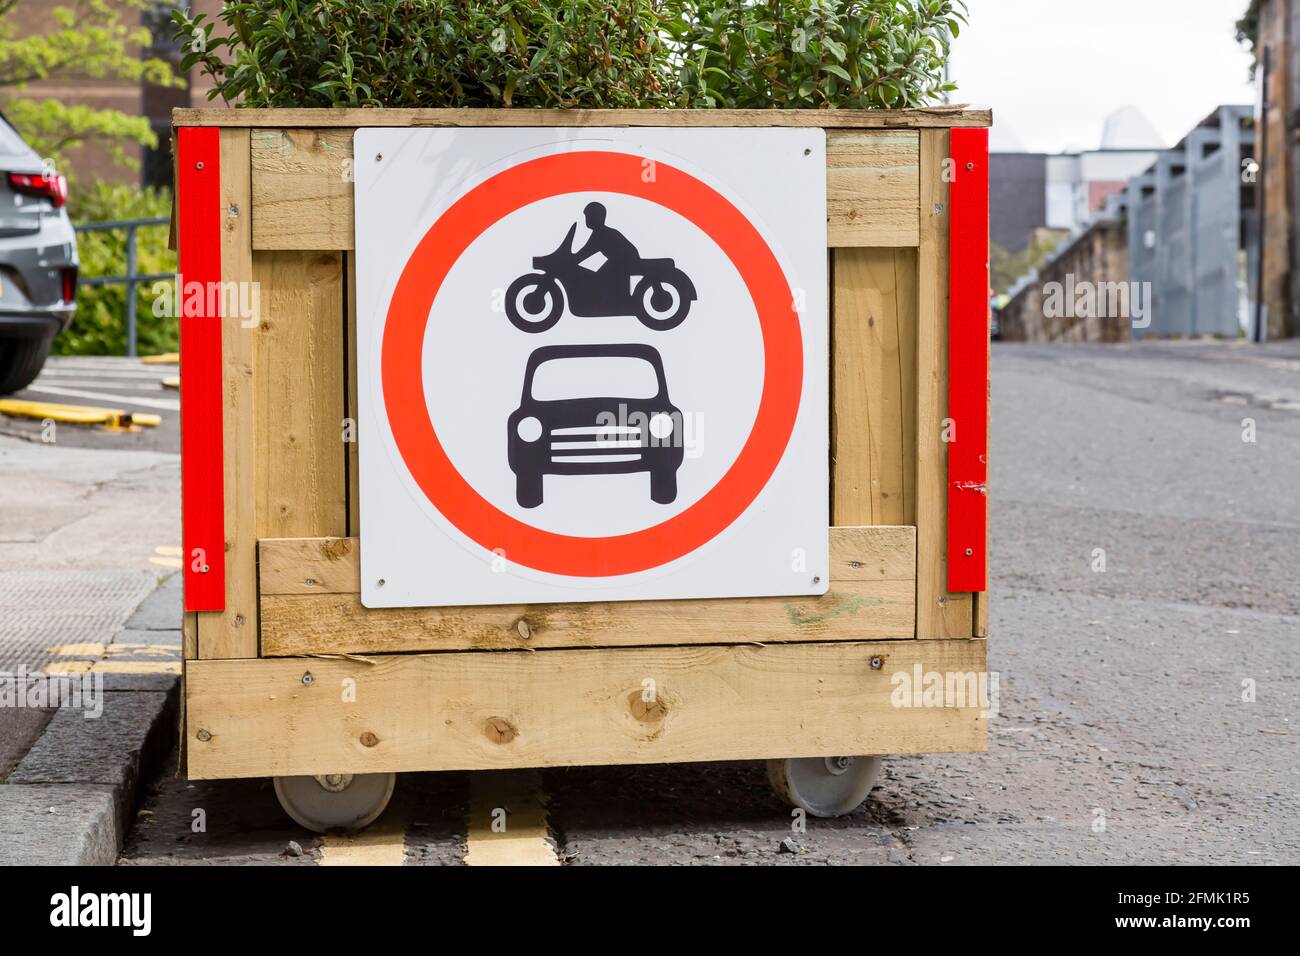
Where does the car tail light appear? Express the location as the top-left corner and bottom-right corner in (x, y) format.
(7, 171), (68, 208)
(61, 266), (77, 304)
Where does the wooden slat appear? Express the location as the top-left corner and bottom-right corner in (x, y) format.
(185, 638), (988, 778)
(178, 106), (993, 129)
(260, 584), (913, 655)
(260, 525), (914, 596)
(197, 128), (257, 659)
(257, 526), (916, 655)
(251, 129), (352, 250)
(251, 127), (919, 251)
(831, 248), (918, 526)
(916, 130), (973, 638)
(182, 611), (198, 661)
(252, 251), (348, 540)
(826, 132), (919, 247)
(345, 254), (360, 535)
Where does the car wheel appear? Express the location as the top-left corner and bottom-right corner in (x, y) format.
(650, 468), (677, 504)
(0, 336), (52, 395)
(516, 472), (544, 508)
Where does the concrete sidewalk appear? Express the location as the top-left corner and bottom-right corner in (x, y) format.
(0, 423), (182, 865)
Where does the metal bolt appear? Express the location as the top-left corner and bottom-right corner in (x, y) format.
(812, 575), (821, 585)
(301, 671), (314, 686)
(196, 729), (212, 742)
(375, 153), (383, 162)
(933, 203), (944, 215)
(305, 577), (316, 587)
(966, 162), (974, 170)
(376, 578), (386, 588)
(964, 548), (973, 557)
(195, 161), (204, 170)
(869, 656), (884, 671)
(850, 561), (862, 570)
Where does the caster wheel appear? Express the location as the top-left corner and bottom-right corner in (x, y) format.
(766, 755), (882, 818)
(273, 772), (396, 833)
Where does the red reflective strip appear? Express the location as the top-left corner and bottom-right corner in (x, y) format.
(947, 127), (989, 593)
(177, 127), (226, 612)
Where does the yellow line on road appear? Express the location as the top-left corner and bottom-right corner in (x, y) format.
(319, 815), (407, 866)
(465, 769), (560, 866)
(46, 642), (106, 657)
(89, 661), (181, 674)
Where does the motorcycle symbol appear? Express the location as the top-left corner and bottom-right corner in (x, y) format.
(504, 202), (697, 333)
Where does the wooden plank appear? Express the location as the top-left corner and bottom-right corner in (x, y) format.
(251, 129), (352, 250)
(251, 127), (920, 250)
(345, 254), (359, 535)
(185, 638), (988, 778)
(259, 582), (913, 655)
(826, 132), (919, 247)
(916, 130), (973, 639)
(831, 248), (918, 526)
(182, 611), (198, 661)
(197, 128), (257, 659)
(258, 527), (917, 655)
(260, 525), (915, 596)
(252, 251), (348, 540)
(177, 106), (993, 130)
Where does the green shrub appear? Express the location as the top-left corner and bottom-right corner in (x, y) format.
(677, 0), (964, 108)
(57, 182), (177, 357)
(175, 0), (964, 110)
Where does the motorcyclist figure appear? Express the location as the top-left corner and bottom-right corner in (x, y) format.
(575, 202), (639, 302)
(504, 200), (697, 332)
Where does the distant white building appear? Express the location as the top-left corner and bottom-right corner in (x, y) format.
(992, 107), (1164, 251)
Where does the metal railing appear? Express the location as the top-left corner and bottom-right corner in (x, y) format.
(73, 216), (172, 358)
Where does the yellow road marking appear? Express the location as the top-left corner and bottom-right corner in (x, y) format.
(465, 769), (560, 866)
(319, 815), (406, 866)
(88, 661), (181, 674)
(106, 642), (181, 656)
(46, 642), (106, 658)
(0, 398), (161, 428)
(140, 353), (179, 365)
(155, 545), (183, 557)
(42, 661), (93, 674)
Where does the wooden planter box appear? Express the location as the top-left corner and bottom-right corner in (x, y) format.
(173, 107), (991, 783)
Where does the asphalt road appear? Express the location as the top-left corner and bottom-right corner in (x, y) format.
(13, 342), (1297, 865)
(0, 356), (180, 453)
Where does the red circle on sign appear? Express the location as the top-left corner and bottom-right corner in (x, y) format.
(383, 150), (802, 577)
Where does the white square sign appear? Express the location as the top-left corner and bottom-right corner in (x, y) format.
(354, 127), (827, 608)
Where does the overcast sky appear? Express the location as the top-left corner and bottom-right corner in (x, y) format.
(949, 0), (1257, 153)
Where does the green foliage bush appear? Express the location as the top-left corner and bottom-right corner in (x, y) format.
(176, 0), (964, 110)
(57, 182), (177, 357)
